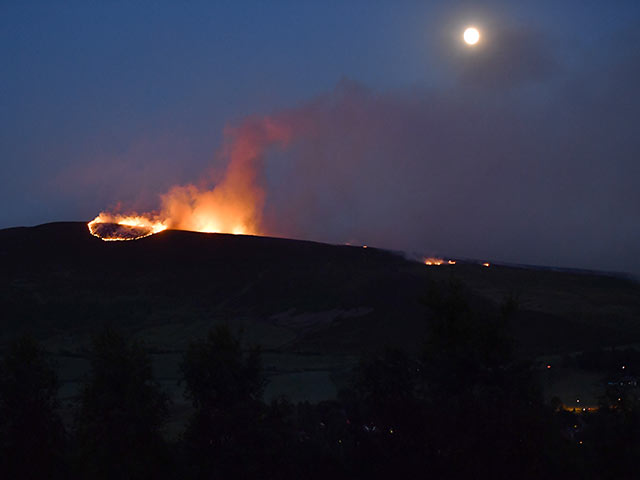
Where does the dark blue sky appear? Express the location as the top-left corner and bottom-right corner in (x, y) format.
(1, 1), (639, 274)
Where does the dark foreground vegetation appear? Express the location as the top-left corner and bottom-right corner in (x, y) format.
(1, 280), (639, 480)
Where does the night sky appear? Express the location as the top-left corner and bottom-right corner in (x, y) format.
(1, 1), (639, 275)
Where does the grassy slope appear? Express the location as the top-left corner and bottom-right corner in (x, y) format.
(1, 222), (639, 407)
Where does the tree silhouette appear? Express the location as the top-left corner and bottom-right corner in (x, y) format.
(180, 325), (266, 478)
(419, 279), (560, 479)
(340, 348), (424, 478)
(74, 327), (170, 480)
(0, 336), (66, 479)
(421, 279), (516, 395)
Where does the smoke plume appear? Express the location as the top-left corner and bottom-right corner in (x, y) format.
(89, 25), (639, 274)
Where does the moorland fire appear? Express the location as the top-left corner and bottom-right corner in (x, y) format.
(88, 117), (291, 241)
(423, 257), (457, 266)
(88, 213), (167, 241)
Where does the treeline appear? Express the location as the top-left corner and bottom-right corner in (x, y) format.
(1, 280), (639, 479)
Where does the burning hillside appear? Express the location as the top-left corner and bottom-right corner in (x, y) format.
(88, 117), (291, 241)
(423, 257), (456, 266)
(88, 213), (167, 241)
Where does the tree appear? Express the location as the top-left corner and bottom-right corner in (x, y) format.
(419, 279), (561, 479)
(340, 349), (425, 478)
(0, 336), (66, 479)
(420, 279), (517, 395)
(180, 325), (266, 478)
(74, 327), (170, 480)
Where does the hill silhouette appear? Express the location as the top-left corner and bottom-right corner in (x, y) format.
(1, 222), (639, 404)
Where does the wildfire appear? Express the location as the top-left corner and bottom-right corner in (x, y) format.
(424, 257), (443, 265)
(88, 117), (291, 241)
(88, 213), (167, 241)
(423, 258), (457, 266)
(424, 257), (458, 266)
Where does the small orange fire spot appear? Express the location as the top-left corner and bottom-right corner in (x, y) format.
(362, 245), (368, 249)
(482, 262), (490, 267)
(448, 260), (456, 265)
(424, 257), (444, 266)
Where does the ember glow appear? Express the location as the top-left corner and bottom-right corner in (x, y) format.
(88, 117), (291, 241)
(88, 213), (167, 241)
(424, 257), (444, 265)
(423, 257), (457, 266)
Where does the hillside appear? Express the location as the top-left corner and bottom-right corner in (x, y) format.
(1, 222), (639, 405)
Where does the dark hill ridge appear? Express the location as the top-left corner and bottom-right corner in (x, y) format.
(0, 222), (432, 351)
(1, 222), (639, 357)
(2, 222), (640, 405)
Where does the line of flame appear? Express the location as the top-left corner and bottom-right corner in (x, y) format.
(87, 213), (168, 242)
(423, 258), (458, 266)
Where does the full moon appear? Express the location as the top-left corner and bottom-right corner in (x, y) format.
(463, 27), (480, 45)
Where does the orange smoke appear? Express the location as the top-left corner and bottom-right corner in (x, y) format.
(88, 117), (291, 241)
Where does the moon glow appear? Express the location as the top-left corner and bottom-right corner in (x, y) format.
(463, 27), (480, 45)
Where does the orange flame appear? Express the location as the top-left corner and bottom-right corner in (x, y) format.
(88, 117), (291, 241)
(88, 213), (167, 241)
(424, 257), (444, 266)
(423, 257), (457, 266)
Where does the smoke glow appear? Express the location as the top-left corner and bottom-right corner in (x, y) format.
(88, 117), (291, 240)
